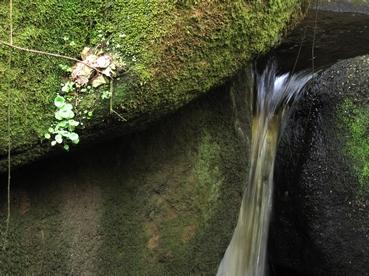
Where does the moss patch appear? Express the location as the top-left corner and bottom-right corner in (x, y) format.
(0, 0), (304, 171)
(339, 100), (369, 190)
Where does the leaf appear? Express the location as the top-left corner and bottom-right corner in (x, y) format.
(85, 54), (98, 66)
(68, 120), (79, 127)
(44, 133), (51, 139)
(56, 121), (68, 128)
(71, 62), (94, 86)
(91, 75), (107, 88)
(95, 55), (111, 68)
(59, 109), (75, 119)
(101, 91), (112, 100)
(64, 144), (70, 151)
(55, 134), (63, 144)
(102, 66), (114, 77)
(81, 47), (92, 60)
(55, 112), (63, 121)
(68, 133), (79, 144)
(54, 95), (65, 108)
(59, 130), (69, 137)
(62, 103), (73, 111)
(61, 82), (74, 93)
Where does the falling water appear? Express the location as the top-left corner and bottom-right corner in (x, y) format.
(217, 63), (312, 276)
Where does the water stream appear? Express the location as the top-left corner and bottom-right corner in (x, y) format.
(217, 64), (312, 276)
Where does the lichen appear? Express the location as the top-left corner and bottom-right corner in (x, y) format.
(0, 0), (305, 170)
(339, 99), (369, 190)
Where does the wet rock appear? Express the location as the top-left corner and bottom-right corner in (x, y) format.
(270, 55), (369, 275)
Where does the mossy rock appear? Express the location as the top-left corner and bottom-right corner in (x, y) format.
(0, 76), (250, 275)
(0, 0), (305, 172)
(270, 55), (369, 275)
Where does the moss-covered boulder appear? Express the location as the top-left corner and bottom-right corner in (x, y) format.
(0, 0), (305, 172)
(0, 76), (250, 275)
(270, 55), (369, 275)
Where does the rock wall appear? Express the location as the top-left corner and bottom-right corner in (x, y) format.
(0, 75), (250, 275)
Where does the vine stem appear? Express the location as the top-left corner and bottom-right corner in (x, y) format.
(0, 40), (106, 76)
(4, 0), (13, 251)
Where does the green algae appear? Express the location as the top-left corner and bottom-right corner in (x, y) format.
(340, 100), (369, 190)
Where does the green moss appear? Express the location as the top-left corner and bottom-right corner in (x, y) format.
(339, 100), (369, 189)
(194, 131), (223, 221)
(0, 0), (304, 170)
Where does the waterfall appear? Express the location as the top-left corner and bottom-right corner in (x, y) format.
(217, 63), (312, 276)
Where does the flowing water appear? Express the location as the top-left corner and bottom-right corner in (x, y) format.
(217, 64), (312, 276)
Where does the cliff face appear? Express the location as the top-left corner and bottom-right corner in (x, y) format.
(0, 0), (305, 171)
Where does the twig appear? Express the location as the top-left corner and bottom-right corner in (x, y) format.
(109, 78), (127, 122)
(111, 109), (127, 122)
(0, 40), (106, 76)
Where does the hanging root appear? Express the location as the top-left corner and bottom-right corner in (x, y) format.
(3, 0), (13, 251)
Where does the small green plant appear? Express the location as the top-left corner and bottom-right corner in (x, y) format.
(101, 90), (112, 100)
(61, 81), (75, 93)
(58, 64), (73, 73)
(45, 95), (80, 150)
(45, 42), (121, 151)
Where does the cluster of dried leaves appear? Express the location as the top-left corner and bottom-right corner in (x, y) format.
(71, 47), (118, 88)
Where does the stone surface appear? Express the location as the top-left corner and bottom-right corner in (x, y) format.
(270, 55), (369, 275)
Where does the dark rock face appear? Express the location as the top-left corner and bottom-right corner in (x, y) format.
(270, 56), (369, 275)
(272, 10), (369, 73)
(0, 77), (251, 275)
